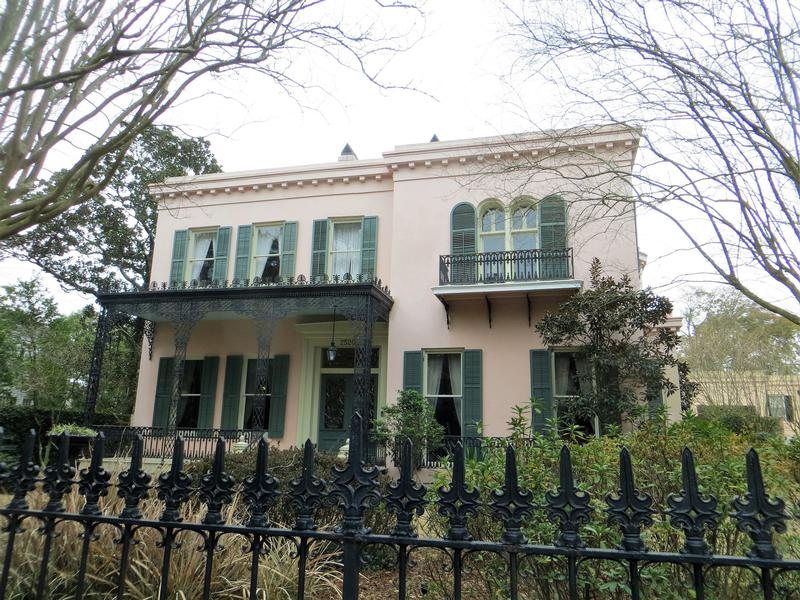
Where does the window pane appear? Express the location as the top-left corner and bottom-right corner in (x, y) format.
(243, 394), (270, 429)
(189, 231), (215, 281)
(180, 360), (204, 395)
(481, 234), (504, 252)
(176, 396), (200, 428)
(767, 394), (787, 419)
(482, 208), (503, 232)
(323, 377), (346, 429)
(321, 347), (379, 369)
(254, 256), (280, 280)
(426, 353), (461, 396)
(332, 222), (361, 251)
(332, 251), (360, 277)
(245, 359), (271, 395)
(255, 225), (282, 255)
(513, 206), (537, 229)
(512, 232), (537, 251)
(554, 353), (580, 396)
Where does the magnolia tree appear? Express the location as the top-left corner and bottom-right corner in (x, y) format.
(505, 0), (800, 324)
(536, 259), (680, 429)
(0, 0), (420, 238)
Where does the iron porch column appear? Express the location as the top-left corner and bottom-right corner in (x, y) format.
(351, 294), (374, 462)
(83, 308), (115, 426)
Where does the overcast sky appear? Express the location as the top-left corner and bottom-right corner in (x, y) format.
(0, 1), (712, 314)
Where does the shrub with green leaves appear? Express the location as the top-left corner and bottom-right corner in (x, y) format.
(47, 423), (97, 437)
(421, 405), (800, 599)
(374, 389), (443, 469)
(696, 404), (783, 436)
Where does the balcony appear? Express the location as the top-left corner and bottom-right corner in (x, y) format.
(438, 248), (574, 286)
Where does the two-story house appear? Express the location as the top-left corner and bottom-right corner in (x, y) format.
(85, 126), (682, 457)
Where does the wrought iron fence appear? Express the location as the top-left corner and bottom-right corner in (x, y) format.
(0, 415), (798, 600)
(439, 248), (574, 285)
(94, 425), (386, 464)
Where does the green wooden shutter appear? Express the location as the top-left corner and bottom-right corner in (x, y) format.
(268, 354), (290, 438)
(450, 203), (476, 284)
(647, 382), (664, 419)
(403, 351), (423, 392)
(153, 357), (174, 429)
(462, 350), (483, 437)
(221, 355), (244, 429)
(197, 356), (219, 429)
(360, 216), (378, 278)
(169, 230), (188, 284)
(311, 219), (329, 280)
(280, 222), (298, 278)
(213, 227), (231, 282)
(540, 196), (568, 279)
(530, 349), (554, 433)
(234, 225), (252, 282)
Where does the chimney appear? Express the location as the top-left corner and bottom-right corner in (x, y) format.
(339, 143), (357, 161)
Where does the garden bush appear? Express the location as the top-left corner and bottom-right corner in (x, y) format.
(420, 407), (800, 599)
(696, 404), (783, 436)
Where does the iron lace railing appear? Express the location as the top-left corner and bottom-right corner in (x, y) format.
(0, 416), (798, 600)
(95, 425), (388, 464)
(439, 248), (574, 285)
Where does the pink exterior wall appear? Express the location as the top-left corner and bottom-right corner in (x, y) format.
(130, 126), (674, 444)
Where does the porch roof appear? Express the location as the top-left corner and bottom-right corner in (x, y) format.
(97, 277), (393, 323)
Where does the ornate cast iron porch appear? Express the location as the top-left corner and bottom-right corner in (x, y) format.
(84, 276), (393, 459)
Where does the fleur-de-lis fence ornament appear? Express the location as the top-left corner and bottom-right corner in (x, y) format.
(385, 439), (427, 537)
(545, 446), (592, 548)
(605, 447), (655, 551)
(78, 433), (111, 516)
(491, 445), (534, 545)
(666, 448), (720, 555)
(437, 442), (480, 541)
(157, 437), (193, 522)
(43, 433), (76, 513)
(117, 435), (152, 519)
(198, 438), (235, 525)
(8, 430), (39, 510)
(288, 439), (327, 530)
(731, 449), (788, 559)
(242, 434), (280, 528)
(330, 412), (380, 534)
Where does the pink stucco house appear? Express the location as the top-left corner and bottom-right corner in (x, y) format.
(86, 126), (681, 458)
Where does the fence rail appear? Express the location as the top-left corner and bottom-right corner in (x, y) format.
(95, 425), (386, 464)
(438, 248), (574, 285)
(0, 415), (798, 600)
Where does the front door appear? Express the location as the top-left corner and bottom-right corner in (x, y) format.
(318, 373), (378, 453)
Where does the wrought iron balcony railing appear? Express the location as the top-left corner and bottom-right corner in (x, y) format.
(439, 248), (573, 286)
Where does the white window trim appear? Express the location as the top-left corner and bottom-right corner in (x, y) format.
(249, 222), (285, 280)
(327, 218), (363, 277)
(185, 226), (219, 281)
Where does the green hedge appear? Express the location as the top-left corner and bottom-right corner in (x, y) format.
(0, 405), (127, 458)
(696, 404), (783, 436)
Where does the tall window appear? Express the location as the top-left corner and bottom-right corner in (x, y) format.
(552, 351), (599, 436)
(330, 221), (362, 278)
(425, 352), (462, 436)
(478, 201), (540, 281)
(242, 359), (271, 430)
(252, 224), (282, 281)
(177, 360), (204, 429)
(187, 229), (216, 282)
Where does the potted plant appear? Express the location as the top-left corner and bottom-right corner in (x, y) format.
(47, 423), (98, 465)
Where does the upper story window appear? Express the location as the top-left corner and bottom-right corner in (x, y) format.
(187, 228), (218, 282)
(252, 224), (283, 281)
(330, 220), (363, 278)
(169, 227), (231, 285)
(479, 200), (540, 253)
(233, 222), (297, 283)
(311, 216), (378, 281)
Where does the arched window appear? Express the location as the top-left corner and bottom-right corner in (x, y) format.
(479, 204), (505, 253)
